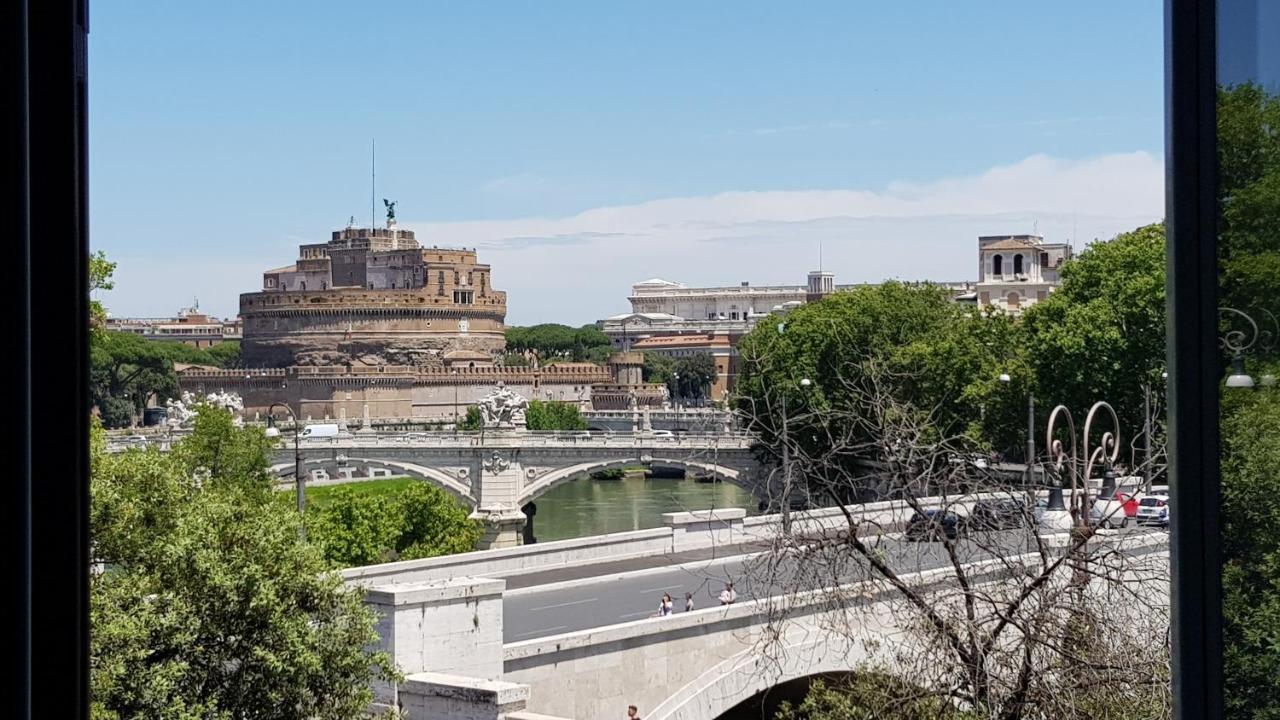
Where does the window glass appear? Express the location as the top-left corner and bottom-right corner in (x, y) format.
(1217, 2), (1280, 714)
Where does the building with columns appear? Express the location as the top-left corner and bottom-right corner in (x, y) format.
(106, 306), (242, 348)
(974, 234), (1073, 314)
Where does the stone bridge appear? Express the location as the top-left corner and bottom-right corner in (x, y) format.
(270, 431), (759, 547)
(343, 502), (1170, 720)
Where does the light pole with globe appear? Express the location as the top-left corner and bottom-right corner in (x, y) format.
(264, 402), (305, 531)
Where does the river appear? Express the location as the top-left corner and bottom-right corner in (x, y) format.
(528, 473), (760, 542)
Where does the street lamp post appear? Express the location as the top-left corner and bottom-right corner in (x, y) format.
(452, 369), (459, 434)
(265, 402), (305, 535)
(1043, 401), (1121, 532)
(780, 377), (811, 535)
(672, 371), (680, 414)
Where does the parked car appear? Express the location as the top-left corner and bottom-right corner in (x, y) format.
(905, 510), (965, 541)
(1089, 497), (1130, 528)
(968, 499), (1028, 530)
(1135, 496), (1170, 527)
(299, 423), (340, 439)
(651, 429), (675, 438)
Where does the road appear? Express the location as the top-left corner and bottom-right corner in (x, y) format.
(502, 527), (1163, 642)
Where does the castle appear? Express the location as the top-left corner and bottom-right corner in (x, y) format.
(179, 216), (613, 423)
(240, 224), (506, 368)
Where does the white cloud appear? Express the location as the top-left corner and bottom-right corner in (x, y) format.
(413, 152), (1163, 324)
(101, 152), (1163, 326)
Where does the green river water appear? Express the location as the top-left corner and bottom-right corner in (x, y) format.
(528, 473), (760, 542)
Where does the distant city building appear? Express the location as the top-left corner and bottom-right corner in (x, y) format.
(601, 270), (973, 401)
(974, 234), (1072, 314)
(106, 306), (242, 348)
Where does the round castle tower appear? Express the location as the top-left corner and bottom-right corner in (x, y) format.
(239, 225), (507, 368)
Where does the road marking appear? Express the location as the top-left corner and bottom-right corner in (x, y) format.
(512, 625), (567, 639)
(618, 610), (654, 619)
(529, 597), (597, 611)
(640, 583), (686, 593)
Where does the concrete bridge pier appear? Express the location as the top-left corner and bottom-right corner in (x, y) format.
(471, 506), (527, 550)
(365, 576), (569, 720)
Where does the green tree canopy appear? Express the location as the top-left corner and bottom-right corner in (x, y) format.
(90, 250), (116, 328)
(90, 408), (393, 719)
(1022, 223), (1167, 437)
(673, 353), (718, 400)
(505, 323), (611, 362)
(1219, 82), (1280, 313)
(307, 482), (481, 568)
(91, 331), (181, 428)
(734, 282), (1023, 482)
(642, 352), (676, 386)
(525, 399), (588, 431)
(1221, 388), (1280, 717)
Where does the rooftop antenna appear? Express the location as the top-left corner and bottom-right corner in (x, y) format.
(1032, 219), (1039, 237)
(370, 139), (376, 230)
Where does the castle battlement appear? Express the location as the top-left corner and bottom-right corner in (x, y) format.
(240, 223), (507, 369)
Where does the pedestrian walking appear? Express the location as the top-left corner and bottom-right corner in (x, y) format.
(658, 592), (674, 617)
(627, 705), (641, 719)
(685, 592), (694, 612)
(719, 582), (737, 605)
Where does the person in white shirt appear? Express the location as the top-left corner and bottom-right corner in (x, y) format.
(684, 592), (694, 612)
(718, 582), (737, 605)
(658, 593), (674, 617)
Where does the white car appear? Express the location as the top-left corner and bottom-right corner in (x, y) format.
(1135, 496), (1170, 527)
(1089, 498), (1130, 529)
(652, 430), (675, 438)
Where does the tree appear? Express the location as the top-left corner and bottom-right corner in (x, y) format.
(308, 491), (404, 567)
(1022, 224), (1167, 440)
(673, 353), (718, 400)
(504, 323), (612, 363)
(1221, 384), (1280, 718)
(307, 482), (482, 568)
(458, 405), (483, 431)
(91, 331), (181, 427)
(206, 340), (243, 369)
(90, 250), (117, 328)
(525, 399), (588, 431)
(736, 365), (1171, 720)
(90, 409), (394, 719)
(734, 283), (1024, 500)
(1219, 83), (1280, 312)
(777, 675), (973, 720)
(642, 351), (676, 386)
(396, 483), (484, 558)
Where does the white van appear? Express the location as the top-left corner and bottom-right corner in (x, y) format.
(300, 423), (340, 439)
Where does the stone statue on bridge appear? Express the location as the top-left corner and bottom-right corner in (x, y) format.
(478, 381), (529, 429)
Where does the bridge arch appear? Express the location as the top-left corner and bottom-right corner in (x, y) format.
(270, 457), (476, 505)
(649, 636), (871, 720)
(518, 456), (754, 506)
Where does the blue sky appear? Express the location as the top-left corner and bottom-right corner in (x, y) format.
(90, 1), (1164, 324)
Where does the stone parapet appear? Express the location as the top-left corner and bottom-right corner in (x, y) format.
(366, 577), (506, 707)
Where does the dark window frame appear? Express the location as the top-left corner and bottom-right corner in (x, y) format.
(1166, 0), (1224, 717)
(8, 1), (1233, 718)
